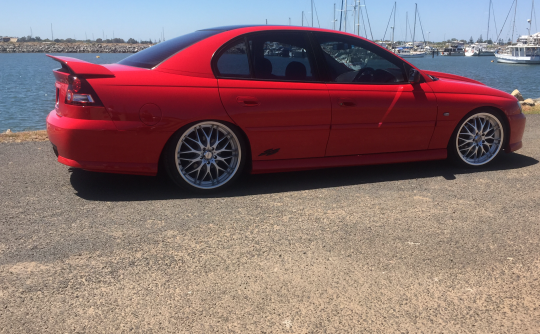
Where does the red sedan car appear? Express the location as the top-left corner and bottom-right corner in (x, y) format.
(46, 25), (526, 192)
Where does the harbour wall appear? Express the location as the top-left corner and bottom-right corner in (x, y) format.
(0, 43), (152, 53)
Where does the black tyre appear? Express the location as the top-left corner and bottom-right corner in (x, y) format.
(448, 110), (507, 168)
(163, 121), (246, 193)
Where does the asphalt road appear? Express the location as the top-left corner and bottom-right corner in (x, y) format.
(1, 116), (540, 333)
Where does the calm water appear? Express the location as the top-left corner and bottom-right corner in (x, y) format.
(0, 53), (539, 132)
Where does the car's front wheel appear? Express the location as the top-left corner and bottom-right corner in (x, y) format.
(449, 110), (506, 167)
(164, 121), (246, 192)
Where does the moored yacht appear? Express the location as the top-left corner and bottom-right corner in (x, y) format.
(440, 43), (465, 56)
(496, 1), (540, 64)
(465, 44), (495, 56)
(495, 40), (540, 64)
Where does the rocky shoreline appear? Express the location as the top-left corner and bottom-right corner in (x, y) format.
(0, 42), (152, 53)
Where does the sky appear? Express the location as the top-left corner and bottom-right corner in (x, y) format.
(0, 0), (537, 42)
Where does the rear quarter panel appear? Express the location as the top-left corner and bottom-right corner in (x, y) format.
(86, 65), (234, 164)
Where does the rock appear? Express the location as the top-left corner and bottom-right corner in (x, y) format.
(5, 129), (11, 134)
(523, 98), (536, 106)
(512, 89), (524, 101)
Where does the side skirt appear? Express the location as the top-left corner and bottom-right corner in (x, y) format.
(251, 149), (448, 174)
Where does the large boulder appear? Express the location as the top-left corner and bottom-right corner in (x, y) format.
(512, 89), (525, 101)
(522, 98), (536, 106)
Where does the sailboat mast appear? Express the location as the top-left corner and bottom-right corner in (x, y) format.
(405, 12), (408, 44)
(312, 0), (314, 27)
(512, 0), (518, 43)
(413, 3), (417, 50)
(530, 0), (535, 36)
(344, 0), (348, 32)
(487, 0), (492, 42)
(392, 2), (396, 50)
(333, 3), (336, 30)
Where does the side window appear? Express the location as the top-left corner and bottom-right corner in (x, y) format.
(215, 40), (250, 78)
(247, 33), (316, 81)
(316, 33), (406, 84)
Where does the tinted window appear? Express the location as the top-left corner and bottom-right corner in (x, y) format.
(215, 40), (250, 78)
(118, 30), (221, 69)
(248, 32), (316, 81)
(315, 33), (406, 83)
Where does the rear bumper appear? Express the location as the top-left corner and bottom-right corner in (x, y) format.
(506, 113), (526, 153)
(46, 111), (170, 176)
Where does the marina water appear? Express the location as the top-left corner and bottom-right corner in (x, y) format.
(0, 53), (539, 133)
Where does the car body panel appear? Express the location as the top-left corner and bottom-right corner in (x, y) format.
(325, 82), (438, 156)
(218, 79), (332, 160)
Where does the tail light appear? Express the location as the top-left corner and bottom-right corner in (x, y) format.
(65, 76), (102, 106)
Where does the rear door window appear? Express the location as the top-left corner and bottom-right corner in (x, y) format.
(247, 32), (317, 81)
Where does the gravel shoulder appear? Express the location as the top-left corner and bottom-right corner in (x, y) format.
(1, 116), (539, 333)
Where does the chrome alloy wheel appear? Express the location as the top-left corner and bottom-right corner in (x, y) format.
(175, 122), (241, 189)
(456, 113), (504, 166)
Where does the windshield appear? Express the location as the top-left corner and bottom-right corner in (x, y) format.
(118, 30), (222, 69)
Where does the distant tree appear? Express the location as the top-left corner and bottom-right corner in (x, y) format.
(507, 38), (512, 45)
(65, 38), (76, 43)
(477, 35), (484, 43)
(53, 38), (62, 43)
(127, 38), (138, 44)
(459, 39), (467, 43)
(96, 38), (103, 43)
(104, 39), (112, 43)
(34, 36), (41, 42)
(469, 36), (474, 44)
(140, 40), (152, 44)
(486, 39), (493, 45)
(111, 38), (125, 43)
(18, 36), (27, 42)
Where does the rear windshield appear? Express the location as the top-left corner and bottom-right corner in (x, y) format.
(118, 30), (222, 69)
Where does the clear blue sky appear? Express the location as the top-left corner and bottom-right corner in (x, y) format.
(0, 0), (537, 42)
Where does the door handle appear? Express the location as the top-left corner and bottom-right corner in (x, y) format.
(339, 100), (356, 107)
(236, 96), (259, 107)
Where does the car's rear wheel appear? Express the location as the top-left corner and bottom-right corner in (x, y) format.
(164, 121), (245, 192)
(449, 111), (506, 167)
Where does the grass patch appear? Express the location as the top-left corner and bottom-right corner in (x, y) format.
(0, 130), (48, 143)
(523, 104), (540, 115)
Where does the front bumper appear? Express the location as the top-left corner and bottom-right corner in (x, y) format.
(506, 113), (526, 152)
(46, 110), (169, 176)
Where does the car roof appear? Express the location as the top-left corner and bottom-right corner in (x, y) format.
(156, 25), (417, 78)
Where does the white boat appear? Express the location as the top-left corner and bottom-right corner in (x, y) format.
(465, 1), (496, 57)
(395, 48), (425, 58)
(465, 44), (495, 56)
(496, 1), (540, 64)
(495, 43), (540, 64)
(440, 44), (465, 56)
(394, 5), (426, 58)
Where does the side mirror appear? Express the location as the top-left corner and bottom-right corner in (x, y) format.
(409, 69), (421, 84)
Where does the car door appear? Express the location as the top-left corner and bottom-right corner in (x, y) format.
(313, 32), (438, 157)
(215, 31), (332, 161)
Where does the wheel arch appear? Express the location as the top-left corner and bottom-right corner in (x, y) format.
(447, 106), (510, 150)
(157, 118), (254, 176)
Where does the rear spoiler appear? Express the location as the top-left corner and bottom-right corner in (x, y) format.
(46, 54), (115, 78)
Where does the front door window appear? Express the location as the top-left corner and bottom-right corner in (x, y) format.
(316, 33), (407, 84)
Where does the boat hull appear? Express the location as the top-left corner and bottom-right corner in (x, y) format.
(399, 53), (425, 58)
(440, 52), (465, 56)
(495, 54), (540, 64)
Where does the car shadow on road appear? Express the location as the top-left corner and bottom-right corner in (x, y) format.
(70, 153), (539, 202)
